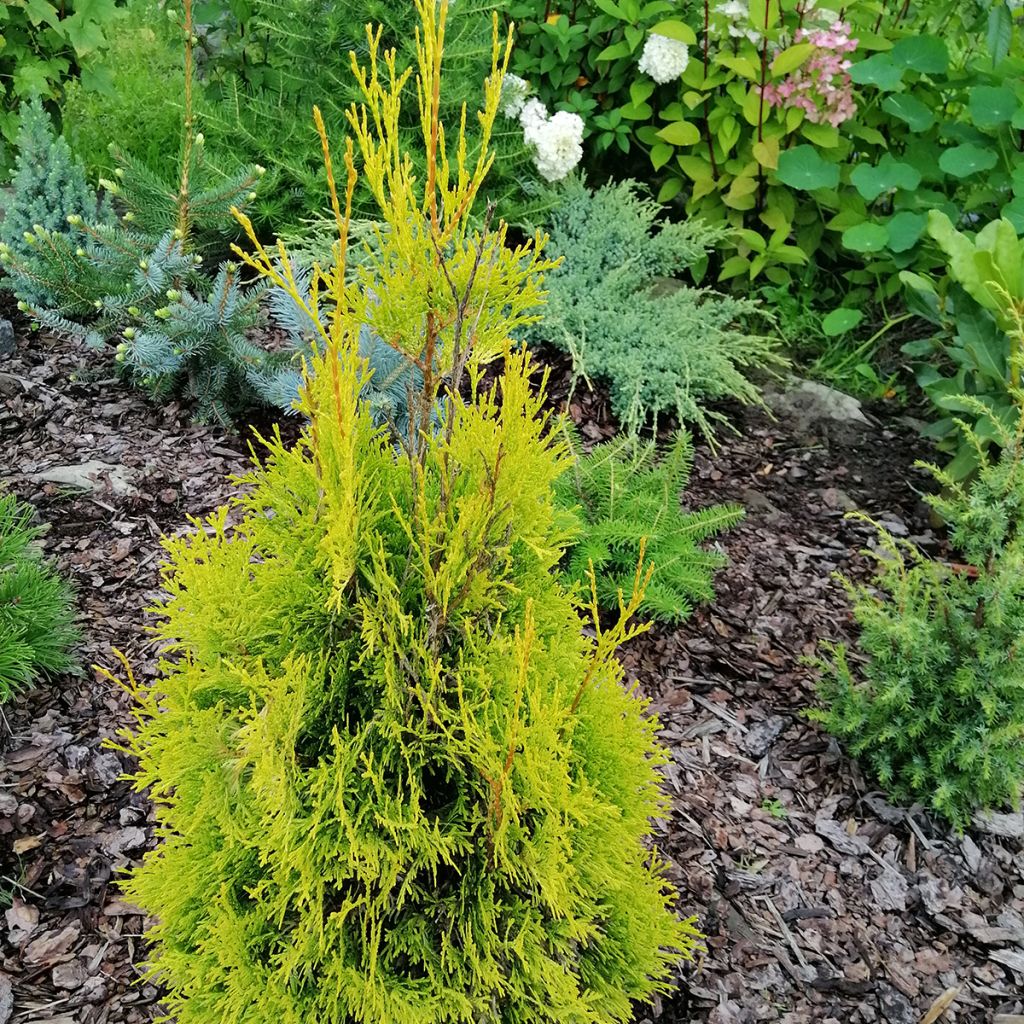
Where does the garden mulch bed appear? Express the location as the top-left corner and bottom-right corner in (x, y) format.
(1, 330), (1023, 1024)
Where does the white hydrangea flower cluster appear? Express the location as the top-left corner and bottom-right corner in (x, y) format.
(499, 74), (531, 118)
(714, 0), (762, 45)
(522, 105), (584, 182)
(637, 33), (690, 83)
(507, 96), (584, 183)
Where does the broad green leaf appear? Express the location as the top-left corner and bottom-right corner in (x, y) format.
(842, 222), (890, 253)
(771, 43), (813, 77)
(848, 53), (903, 90)
(752, 136), (779, 169)
(718, 255), (750, 281)
(747, 0), (780, 31)
(23, 0), (60, 29)
(630, 80), (656, 104)
(849, 155), (921, 200)
(657, 177), (684, 202)
(592, 0), (628, 17)
(596, 40), (632, 61)
(736, 227), (767, 251)
(677, 154), (713, 180)
(822, 308), (864, 336)
(969, 85), (1019, 128)
(938, 143), (998, 179)
(800, 122), (839, 147)
(1004, 195), (1024, 234)
(987, 3), (1013, 66)
(716, 55), (759, 80)
(656, 120), (701, 146)
(650, 142), (674, 170)
(890, 37), (948, 74)
(775, 145), (839, 190)
(649, 19), (697, 44)
(884, 211), (927, 253)
(881, 93), (934, 132)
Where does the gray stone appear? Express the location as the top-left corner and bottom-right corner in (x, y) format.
(30, 460), (137, 497)
(767, 379), (871, 432)
(0, 319), (14, 356)
(742, 715), (787, 758)
(821, 486), (858, 512)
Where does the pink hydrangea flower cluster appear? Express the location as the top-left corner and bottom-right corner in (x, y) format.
(762, 21), (858, 127)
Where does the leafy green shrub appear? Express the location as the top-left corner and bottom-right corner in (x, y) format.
(0, 493), (78, 700)
(0, 0), (126, 171)
(556, 430), (742, 622)
(521, 176), (781, 436)
(112, 5), (700, 1019)
(901, 213), (1024, 478)
(509, 0), (1022, 308)
(0, 3), (295, 423)
(0, 97), (111, 307)
(812, 404), (1024, 829)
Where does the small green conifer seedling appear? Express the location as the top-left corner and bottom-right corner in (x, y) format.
(556, 430), (743, 622)
(0, 493), (78, 700)
(111, 3), (700, 1021)
(813, 399), (1024, 830)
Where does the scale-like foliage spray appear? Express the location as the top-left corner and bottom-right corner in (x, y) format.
(111, 4), (700, 1020)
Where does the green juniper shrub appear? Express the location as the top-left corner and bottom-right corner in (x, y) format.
(556, 430), (742, 622)
(520, 176), (782, 437)
(0, 0), (297, 424)
(0, 97), (112, 308)
(109, 5), (701, 1020)
(812, 402), (1024, 830)
(0, 493), (78, 701)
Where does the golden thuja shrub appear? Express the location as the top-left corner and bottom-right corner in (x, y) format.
(111, 3), (701, 1021)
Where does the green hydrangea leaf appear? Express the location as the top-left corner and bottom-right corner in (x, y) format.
(848, 53), (903, 90)
(969, 85), (1019, 128)
(775, 144), (839, 190)
(939, 143), (999, 179)
(821, 307), (864, 336)
(881, 93), (935, 132)
(842, 221), (890, 253)
(890, 36), (949, 74)
(849, 155), (921, 201)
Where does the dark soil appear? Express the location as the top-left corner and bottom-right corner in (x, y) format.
(2, 331), (1023, 1024)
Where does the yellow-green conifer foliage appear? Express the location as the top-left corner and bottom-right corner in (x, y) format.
(113, 4), (700, 1020)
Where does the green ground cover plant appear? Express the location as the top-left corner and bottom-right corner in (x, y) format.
(813, 402), (1024, 830)
(521, 176), (781, 436)
(110, 5), (700, 1020)
(556, 430), (743, 622)
(0, 493), (78, 701)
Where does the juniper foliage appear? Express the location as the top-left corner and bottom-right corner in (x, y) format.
(812, 401), (1024, 829)
(0, 98), (111, 308)
(0, 493), (78, 701)
(556, 431), (743, 622)
(111, 6), (700, 1020)
(520, 178), (783, 437)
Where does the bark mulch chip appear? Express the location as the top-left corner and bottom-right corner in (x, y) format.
(2, 332), (1022, 1024)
